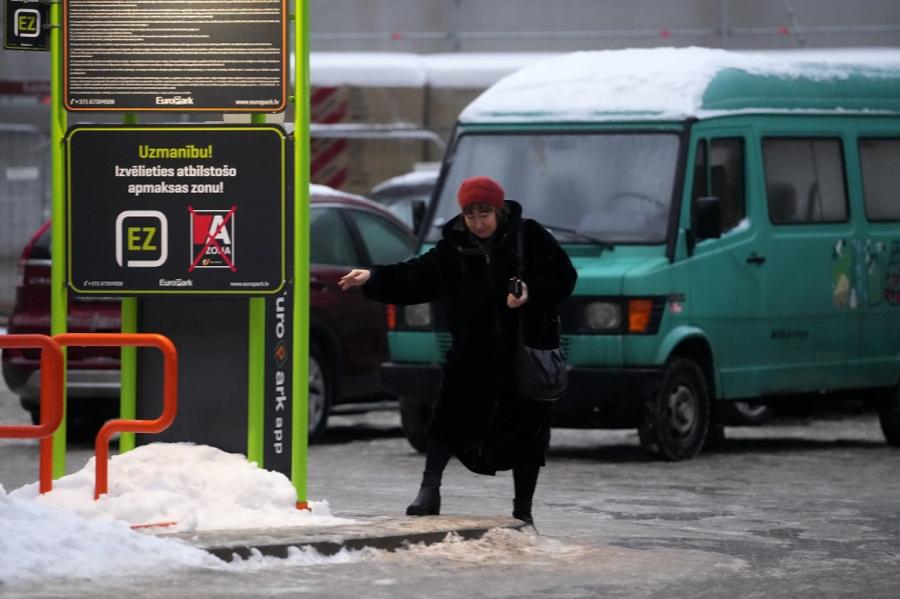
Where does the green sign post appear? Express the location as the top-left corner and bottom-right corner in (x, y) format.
(44, 0), (310, 507)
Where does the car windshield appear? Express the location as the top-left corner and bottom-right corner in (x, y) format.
(426, 132), (681, 244)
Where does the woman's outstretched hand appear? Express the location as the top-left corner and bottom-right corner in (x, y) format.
(507, 281), (528, 308)
(338, 269), (371, 290)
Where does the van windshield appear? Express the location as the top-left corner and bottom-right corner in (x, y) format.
(427, 132), (681, 244)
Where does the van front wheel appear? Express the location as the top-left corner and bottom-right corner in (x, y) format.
(639, 358), (710, 461)
(878, 384), (900, 446)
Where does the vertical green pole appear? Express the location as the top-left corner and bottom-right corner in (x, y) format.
(119, 113), (138, 453)
(50, 0), (68, 477)
(247, 111), (267, 464)
(292, 0), (311, 506)
(119, 296), (137, 452)
(247, 297), (265, 464)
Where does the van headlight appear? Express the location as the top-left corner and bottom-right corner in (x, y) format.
(584, 301), (621, 331)
(403, 303), (432, 328)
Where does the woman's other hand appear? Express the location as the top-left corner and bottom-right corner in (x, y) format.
(507, 281), (528, 308)
(338, 269), (371, 290)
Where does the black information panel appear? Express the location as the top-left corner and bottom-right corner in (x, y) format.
(64, 0), (286, 111)
(67, 125), (286, 295)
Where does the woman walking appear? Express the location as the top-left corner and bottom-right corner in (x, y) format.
(339, 176), (576, 525)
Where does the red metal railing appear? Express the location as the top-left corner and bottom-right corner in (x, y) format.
(53, 333), (178, 499)
(0, 335), (64, 493)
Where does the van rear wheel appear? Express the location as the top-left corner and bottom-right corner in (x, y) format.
(878, 384), (900, 446)
(639, 358), (710, 461)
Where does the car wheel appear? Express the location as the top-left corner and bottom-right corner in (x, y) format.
(399, 397), (430, 453)
(878, 384), (900, 446)
(720, 401), (773, 426)
(638, 358), (710, 461)
(308, 343), (332, 443)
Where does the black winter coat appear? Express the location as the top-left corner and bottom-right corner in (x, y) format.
(363, 201), (577, 474)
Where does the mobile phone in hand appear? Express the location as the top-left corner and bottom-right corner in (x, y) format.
(508, 277), (523, 299)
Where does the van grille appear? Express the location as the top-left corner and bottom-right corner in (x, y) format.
(436, 332), (452, 357)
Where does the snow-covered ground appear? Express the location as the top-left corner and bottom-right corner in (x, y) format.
(0, 443), (353, 585)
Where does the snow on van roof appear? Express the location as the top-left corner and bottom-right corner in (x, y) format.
(460, 47), (900, 123)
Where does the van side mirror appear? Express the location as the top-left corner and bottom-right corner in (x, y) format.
(696, 196), (722, 241)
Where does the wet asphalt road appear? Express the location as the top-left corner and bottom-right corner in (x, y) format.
(2, 387), (899, 598)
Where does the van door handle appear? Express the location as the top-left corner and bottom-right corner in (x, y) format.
(746, 253), (766, 265)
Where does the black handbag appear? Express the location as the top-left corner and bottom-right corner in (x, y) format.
(514, 222), (568, 402)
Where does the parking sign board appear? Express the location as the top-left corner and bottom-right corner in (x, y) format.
(4, 0), (48, 50)
(64, 0), (286, 111)
(66, 126), (286, 294)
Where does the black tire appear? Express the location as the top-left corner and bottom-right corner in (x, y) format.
(878, 384), (900, 446)
(399, 397), (430, 453)
(638, 358), (710, 461)
(308, 342), (332, 443)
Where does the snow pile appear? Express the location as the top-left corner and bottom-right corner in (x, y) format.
(461, 47), (900, 122)
(1, 443), (355, 584)
(10, 442), (351, 531)
(0, 490), (220, 584)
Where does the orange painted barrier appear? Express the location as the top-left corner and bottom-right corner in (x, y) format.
(54, 333), (178, 499)
(0, 335), (64, 494)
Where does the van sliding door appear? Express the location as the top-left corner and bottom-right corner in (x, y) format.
(758, 134), (862, 393)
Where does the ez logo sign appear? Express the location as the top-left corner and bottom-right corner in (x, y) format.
(4, 0), (49, 50)
(115, 210), (168, 268)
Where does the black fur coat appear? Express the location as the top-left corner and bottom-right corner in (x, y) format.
(363, 201), (577, 474)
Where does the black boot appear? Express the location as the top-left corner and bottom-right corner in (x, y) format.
(406, 472), (441, 516)
(512, 499), (533, 525)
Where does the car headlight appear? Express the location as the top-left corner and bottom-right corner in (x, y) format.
(403, 303), (432, 328)
(583, 301), (621, 331)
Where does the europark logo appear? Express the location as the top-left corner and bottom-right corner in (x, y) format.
(155, 96), (194, 106)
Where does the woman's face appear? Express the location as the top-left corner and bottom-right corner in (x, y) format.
(463, 206), (498, 239)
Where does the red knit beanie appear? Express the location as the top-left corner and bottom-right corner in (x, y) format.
(457, 176), (505, 211)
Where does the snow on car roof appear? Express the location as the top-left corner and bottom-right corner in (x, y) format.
(370, 169), (438, 194)
(310, 52), (555, 89)
(460, 47), (900, 123)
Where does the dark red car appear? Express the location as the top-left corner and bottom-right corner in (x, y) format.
(1, 186), (416, 440)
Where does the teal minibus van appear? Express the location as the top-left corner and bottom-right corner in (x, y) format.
(381, 48), (900, 460)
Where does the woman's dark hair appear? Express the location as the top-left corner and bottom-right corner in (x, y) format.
(462, 202), (510, 226)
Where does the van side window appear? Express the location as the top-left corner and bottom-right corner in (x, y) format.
(691, 140), (708, 210)
(710, 139), (745, 232)
(763, 138), (848, 224)
(691, 138), (745, 234)
(859, 138), (900, 222)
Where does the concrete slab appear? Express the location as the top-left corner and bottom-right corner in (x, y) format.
(160, 515), (527, 562)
